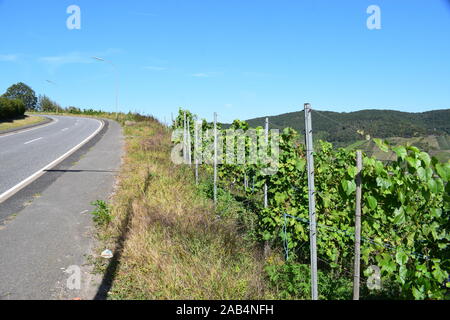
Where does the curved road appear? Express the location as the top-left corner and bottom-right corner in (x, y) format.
(0, 116), (123, 300)
(0, 116), (103, 201)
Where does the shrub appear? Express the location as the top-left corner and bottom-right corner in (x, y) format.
(38, 95), (61, 112)
(90, 200), (112, 226)
(265, 260), (353, 300)
(66, 106), (82, 114)
(0, 97), (26, 120)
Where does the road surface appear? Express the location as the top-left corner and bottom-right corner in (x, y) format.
(0, 115), (124, 299)
(0, 116), (102, 202)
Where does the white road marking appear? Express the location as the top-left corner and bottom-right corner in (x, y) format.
(24, 137), (43, 145)
(0, 119), (104, 204)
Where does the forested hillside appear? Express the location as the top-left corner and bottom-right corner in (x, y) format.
(231, 109), (450, 144)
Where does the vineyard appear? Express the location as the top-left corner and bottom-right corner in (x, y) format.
(172, 108), (449, 300)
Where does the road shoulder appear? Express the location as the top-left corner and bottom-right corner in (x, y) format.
(0, 115), (52, 136)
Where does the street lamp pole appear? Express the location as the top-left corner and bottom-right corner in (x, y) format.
(92, 56), (119, 119)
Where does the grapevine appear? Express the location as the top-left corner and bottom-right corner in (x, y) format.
(173, 109), (449, 299)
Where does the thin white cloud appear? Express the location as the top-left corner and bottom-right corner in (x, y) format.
(191, 71), (222, 78)
(39, 52), (93, 67)
(192, 73), (210, 78)
(39, 49), (123, 66)
(0, 54), (18, 62)
(38, 49), (123, 74)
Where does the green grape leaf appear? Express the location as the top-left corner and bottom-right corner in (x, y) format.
(399, 265), (408, 284)
(381, 254), (397, 273)
(395, 250), (408, 265)
(295, 158), (306, 172)
(374, 138), (389, 152)
(427, 179), (438, 194)
(364, 157), (375, 167)
(374, 161), (385, 175)
(430, 208), (442, 218)
(418, 152), (431, 167)
(431, 265), (447, 283)
(393, 207), (406, 225)
(407, 145), (420, 153)
(416, 167), (427, 181)
(392, 146), (407, 160)
(412, 286), (425, 300)
(341, 180), (356, 196)
(274, 192), (287, 205)
(366, 195), (378, 210)
(406, 157), (420, 169)
(376, 177), (392, 190)
(398, 190), (405, 204)
(347, 166), (358, 178)
(435, 163), (449, 182)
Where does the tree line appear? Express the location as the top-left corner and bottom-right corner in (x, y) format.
(240, 108), (450, 145)
(0, 82), (106, 120)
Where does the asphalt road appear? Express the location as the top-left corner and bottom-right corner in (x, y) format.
(0, 116), (124, 299)
(0, 115), (102, 200)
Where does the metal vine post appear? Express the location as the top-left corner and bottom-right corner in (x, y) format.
(183, 111), (187, 163)
(213, 112), (218, 205)
(264, 117), (268, 208)
(353, 150), (363, 300)
(304, 103), (318, 300)
(187, 117), (191, 165)
(194, 120), (199, 184)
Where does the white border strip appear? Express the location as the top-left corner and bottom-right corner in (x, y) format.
(0, 118), (104, 204)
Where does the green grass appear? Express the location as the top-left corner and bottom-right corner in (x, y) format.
(93, 118), (276, 300)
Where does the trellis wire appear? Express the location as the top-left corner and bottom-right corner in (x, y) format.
(282, 213), (430, 262)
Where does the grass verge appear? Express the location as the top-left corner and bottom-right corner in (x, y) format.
(0, 115), (46, 132)
(93, 116), (277, 299)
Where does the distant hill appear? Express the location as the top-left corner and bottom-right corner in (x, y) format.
(227, 109), (450, 144)
(345, 135), (450, 163)
(221, 108), (450, 162)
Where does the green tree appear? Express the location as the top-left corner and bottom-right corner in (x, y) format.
(2, 82), (37, 111)
(66, 106), (81, 114)
(38, 95), (60, 112)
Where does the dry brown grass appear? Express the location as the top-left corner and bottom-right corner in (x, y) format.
(0, 115), (46, 132)
(98, 118), (274, 299)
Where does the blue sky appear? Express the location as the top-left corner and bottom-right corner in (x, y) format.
(0, 0), (449, 123)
